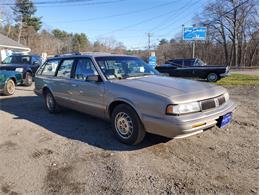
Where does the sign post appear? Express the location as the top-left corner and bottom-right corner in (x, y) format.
(148, 51), (157, 68)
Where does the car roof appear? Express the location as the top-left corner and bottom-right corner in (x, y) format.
(47, 52), (137, 60)
(10, 54), (40, 57)
(169, 58), (196, 61)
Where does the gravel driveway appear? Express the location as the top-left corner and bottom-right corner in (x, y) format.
(0, 84), (258, 194)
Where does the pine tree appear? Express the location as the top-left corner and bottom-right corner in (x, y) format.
(12, 0), (42, 32)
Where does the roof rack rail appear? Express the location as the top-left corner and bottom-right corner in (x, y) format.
(80, 52), (111, 55)
(54, 52), (81, 57)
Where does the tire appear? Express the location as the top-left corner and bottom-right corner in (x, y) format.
(44, 90), (60, 113)
(207, 73), (219, 82)
(24, 72), (33, 86)
(111, 104), (146, 145)
(3, 79), (15, 96)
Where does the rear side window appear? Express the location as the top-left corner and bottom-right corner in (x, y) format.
(184, 60), (195, 66)
(40, 59), (60, 76)
(57, 59), (74, 79)
(172, 60), (183, 66)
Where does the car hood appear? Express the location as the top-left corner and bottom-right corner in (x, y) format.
(0, 63), (29, 68)
(112, 75), (227, 104)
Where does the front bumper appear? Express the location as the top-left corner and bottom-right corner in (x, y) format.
(142, 100), (236, 138)
(220, 71), (230, 78)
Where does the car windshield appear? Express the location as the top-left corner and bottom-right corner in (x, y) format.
(2, 55), (31, 64)
(95, 56), (159, 80)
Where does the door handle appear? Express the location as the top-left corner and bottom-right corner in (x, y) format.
(71, 84), (78, 87)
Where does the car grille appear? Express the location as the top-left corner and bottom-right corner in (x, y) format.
(200, 95), (226, 111)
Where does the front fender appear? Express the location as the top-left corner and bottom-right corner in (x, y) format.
(107, 97), (142, 120)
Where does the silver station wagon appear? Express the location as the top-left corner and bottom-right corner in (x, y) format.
(34, 53), (236, 145)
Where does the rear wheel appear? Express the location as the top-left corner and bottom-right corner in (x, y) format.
(24, 72), (33, 86)
(44, 90), (60, 113)
(3, 79), (15, 95)
(207, 73), (219, 82)
(111, 104), (145, 145)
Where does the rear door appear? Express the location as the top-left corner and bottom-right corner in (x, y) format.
(51, 58), (75, 106)
(70, 57), (105, 118)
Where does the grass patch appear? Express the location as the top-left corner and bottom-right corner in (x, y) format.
(217, 73), (258, 86)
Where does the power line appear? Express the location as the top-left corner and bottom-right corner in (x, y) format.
(203, 0), (251, 26)
(97, 5), (188, 37)
(148, 0), (195, 33)
(45, 1), (179, 23)
(0, 0), (126, 7)
(150, 0), (202, 34)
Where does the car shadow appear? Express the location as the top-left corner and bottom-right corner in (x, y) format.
(0, 96), (171, 151)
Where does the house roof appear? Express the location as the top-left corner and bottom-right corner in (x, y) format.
(0, 33), (31, 52)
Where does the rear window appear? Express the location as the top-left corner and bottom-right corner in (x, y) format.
(2, 55), (31, 64)
(40, 59), (60, 76)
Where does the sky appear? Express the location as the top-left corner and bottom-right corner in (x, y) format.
(5, 0), (211, 49)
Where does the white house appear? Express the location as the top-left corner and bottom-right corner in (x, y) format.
(0, 33), (31, 61)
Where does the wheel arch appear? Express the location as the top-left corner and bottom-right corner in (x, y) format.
(108, 98), (142, 121)
(42, 85), (52, 96)
(9, 77), (17, 85)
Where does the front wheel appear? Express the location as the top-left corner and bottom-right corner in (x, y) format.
(24, 72), (33, 86)
(3, 79), (15, 95)
(111, 104), (145, 145)
(207, 73), (219, 82)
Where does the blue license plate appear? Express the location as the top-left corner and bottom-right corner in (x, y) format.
(218, 112), (232, 128)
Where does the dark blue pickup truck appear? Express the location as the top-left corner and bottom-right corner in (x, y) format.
(156, 58), (230, 82)
(0, 54), (43, 86)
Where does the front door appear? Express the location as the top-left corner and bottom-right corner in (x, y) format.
(70, 58), (105, 118)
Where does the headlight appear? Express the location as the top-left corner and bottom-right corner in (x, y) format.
(15, 68), (23, 72)
(224, 92), (229, 101)
(166, 102), (201, 115)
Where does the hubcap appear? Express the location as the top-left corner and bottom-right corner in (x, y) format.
(7, 80), (15, 94)
(115, 112), (133, 139)
(46, 94), (54, 110)
(208, 74), (217, 81)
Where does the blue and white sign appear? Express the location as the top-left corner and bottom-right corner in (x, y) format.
(183, 27), (207, 41)
(148, 55), (157, 67)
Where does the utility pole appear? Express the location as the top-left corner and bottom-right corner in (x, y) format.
(146, 32), (152, 53)
(18, 16), (23, 43)
(192, 41), (195, 58)
(192, 24), (196, 58)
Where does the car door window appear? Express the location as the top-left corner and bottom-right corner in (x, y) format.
(183, 60), (194, 66)
(57, 59), (74, 79)
(74, 58), (98, 81)
(41, 59), (60, 76)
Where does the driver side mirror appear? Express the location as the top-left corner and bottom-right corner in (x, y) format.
(86, 75), (101, 82)
(33, 61), (40, 66)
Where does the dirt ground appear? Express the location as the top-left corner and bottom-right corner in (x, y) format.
(0, 84), (258, 195)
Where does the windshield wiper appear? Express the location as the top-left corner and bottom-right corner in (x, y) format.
(126, 73), (154, 78)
